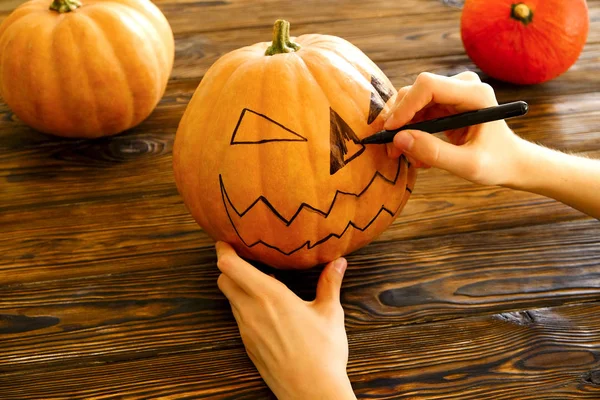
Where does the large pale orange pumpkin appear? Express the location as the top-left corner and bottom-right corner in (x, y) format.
(0, 0), (174, 138)
(173, 20), (416, 269)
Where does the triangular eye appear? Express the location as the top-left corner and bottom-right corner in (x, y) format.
(330, 108), (365, 175)
(231, 108), (307, 144)
(368, 74), (394, 125)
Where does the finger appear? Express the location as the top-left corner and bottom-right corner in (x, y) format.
(217, 273), (248, 306)
(393, 130), (477, 177)
(385, 85), (411, 157)
(384, 72), (497, 130)
(315, 258), (347, 307)
(413, 159), (430, 169)
(451, 70), (481, 82)
(446, 127), (469, 146)
(387, 85), (411, 113)
(386, 143), (403, 159)
(386, 71), (479, 138)
(230, 301), (243, 325)
(393, 85), (411, 104)
(215, 241), (275, 297)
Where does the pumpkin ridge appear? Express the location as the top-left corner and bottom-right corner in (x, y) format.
(47, 14), (71, 132)
(9, 14), (50, 130)
(181, 53), (267, 232)
(30, 16), (59, 131)
(299, 46), (383, 232)
(71, 13), (106, 135)
(308, 37), (395, 124)
(286, 53), (324, 215)
(313, 47), (371, 121)
(109, 2), (168, 120)
(83, 8), (136, 131)
(0, 6), (41, 40)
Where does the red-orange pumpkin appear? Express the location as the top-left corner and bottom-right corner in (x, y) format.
(173, 20), (416, 269)
(0, 0), (174, 138)
(461, 0), (589, 85)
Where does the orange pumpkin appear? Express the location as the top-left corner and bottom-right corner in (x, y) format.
(461, 0), (589, 85)
(173, 20), (416, 269)
(0, 0), (174, 138)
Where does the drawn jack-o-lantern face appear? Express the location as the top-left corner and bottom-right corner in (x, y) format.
(173, 21), (416, 269)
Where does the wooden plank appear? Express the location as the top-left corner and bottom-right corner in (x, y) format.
(0, 162), (592, 285)
(1, 1), (599, 399)
(160, 0), (462, 35)
(0, 0), (456, 27)
(377, 42), (600, 103)
(346, 303), (600, 399)
(167, 10), (600, 80)
(1, 219), (599, 375)
(1, 302), (600, 399)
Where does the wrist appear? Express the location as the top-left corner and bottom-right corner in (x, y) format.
(276, 374), (355, 400)
(308, 375), (356, 400)
(504, 137), (547, 191)
(506, 138), (573, 195)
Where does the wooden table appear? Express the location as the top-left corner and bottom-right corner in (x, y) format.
(2, 0), (600, 398)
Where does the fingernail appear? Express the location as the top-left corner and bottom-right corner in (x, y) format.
(333, 258), (347, 274)
(394, 131), (414, 151)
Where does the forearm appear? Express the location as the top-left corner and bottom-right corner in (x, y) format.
(510, 139), (600, 219)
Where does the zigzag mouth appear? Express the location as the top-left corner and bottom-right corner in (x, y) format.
(219, 156), (412, 256)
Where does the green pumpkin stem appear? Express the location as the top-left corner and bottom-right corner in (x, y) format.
(265, 20), (301, 56)
(49, 0), (81, 13)
(511, 3), (533, 25)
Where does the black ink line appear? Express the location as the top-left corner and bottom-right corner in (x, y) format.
(230, 108), (307, 145)
(368, 74), (395, 125)
(220, 156), (412, 256)
(372, 75), (394, 104)
(330, 108), (366, 175)
(223, 157), (402, 226)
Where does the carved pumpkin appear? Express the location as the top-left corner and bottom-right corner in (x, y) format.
(173, 20), (416, 269)
(461, 0), (589, 85)
(0, 0), (174, 138)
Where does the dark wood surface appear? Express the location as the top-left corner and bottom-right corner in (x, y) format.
(1, 0), (600, 398)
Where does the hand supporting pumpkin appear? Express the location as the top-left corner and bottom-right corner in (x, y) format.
(385, 72), (600, 219)
(215, 242), (356, 400)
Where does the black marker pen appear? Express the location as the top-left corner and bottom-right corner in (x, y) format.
(361, 101), (529, 145)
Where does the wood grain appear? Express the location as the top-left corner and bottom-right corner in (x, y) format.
(1, 219), (599, 377)
(1, 0), (600, 398)
(1, 302), (600, 399)
(169, 9), (600, 80)
(0, 0), (451, 25)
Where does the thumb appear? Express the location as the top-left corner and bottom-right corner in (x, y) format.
(393, 130), (474, 177)
(315, 258), (347, 306)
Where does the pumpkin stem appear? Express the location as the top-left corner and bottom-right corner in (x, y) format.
(265, 20), (301, 56)
(49, 0), (81, 13)
(511, 3), (533, 25)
